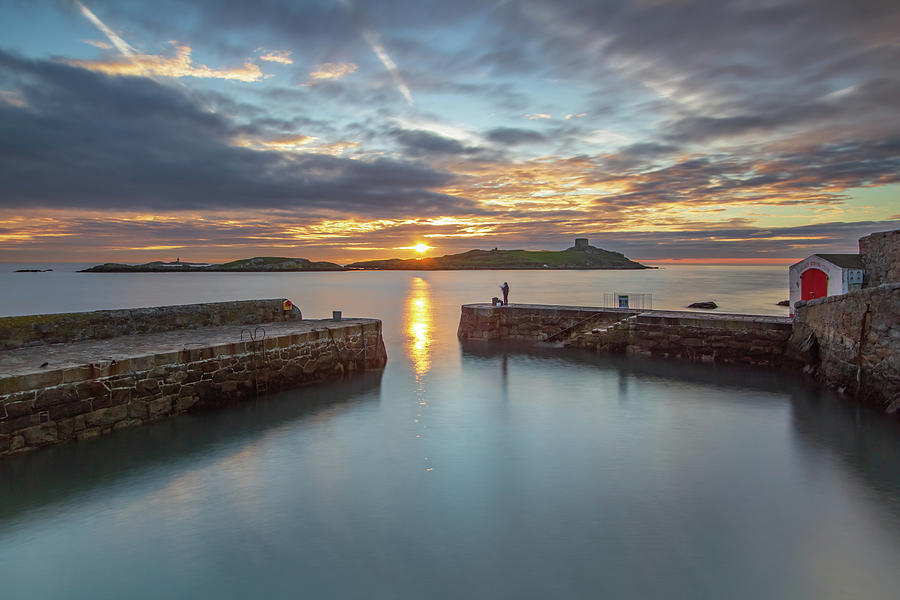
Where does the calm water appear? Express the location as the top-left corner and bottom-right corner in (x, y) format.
(1, 265), (900, 599)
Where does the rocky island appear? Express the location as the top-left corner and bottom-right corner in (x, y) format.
(81, 257), (344, 272)
(347, 239), (649, 270)
(80, 239), (648, 273)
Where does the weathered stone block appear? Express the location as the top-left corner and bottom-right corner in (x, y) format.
(18, 370), (63, 392)
(109, 387), (131, 406)
(48, 400), (92, 421)
(4, 396), (34, 418)
(148, 396), (174, 419)
(165, 370), (188, 384)
(175, 395), (199, 412)
(85, 405), (128, 427)
(22, 422), (58, 447)
(61, 365), (93, 383)
(127, 401), (149, 420)
(136, 379), (160, 395)
(57, 418), (78, 440)
(78, 427), (101, 441)
(75, 380), (110, 400)
(34, 386), (77, 410)
(201, 360), (220, 373)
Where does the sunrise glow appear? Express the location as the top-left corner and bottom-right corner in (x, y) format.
(0, 2), (897, 264)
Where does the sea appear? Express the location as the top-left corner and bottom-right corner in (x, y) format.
(1, 264), (899, 599)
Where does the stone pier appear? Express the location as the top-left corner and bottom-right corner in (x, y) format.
(458, 303), (793, 368)
(0, 300), (387, 456)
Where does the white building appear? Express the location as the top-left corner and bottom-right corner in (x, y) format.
(788, 254), (864, 315)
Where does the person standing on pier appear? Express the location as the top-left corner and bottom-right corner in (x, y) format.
(500, 281), (510, 305)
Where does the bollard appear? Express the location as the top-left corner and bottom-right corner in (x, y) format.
(333, 310), (342, 321)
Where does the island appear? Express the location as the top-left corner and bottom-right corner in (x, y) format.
(346, 239), (649, 270)
(80, 239), (650, 273)
(80, 257), (344, 272)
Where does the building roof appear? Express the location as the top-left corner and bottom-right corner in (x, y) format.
(813, 253), (864, 269)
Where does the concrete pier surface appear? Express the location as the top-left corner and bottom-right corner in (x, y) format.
(0, 300), (387, 456)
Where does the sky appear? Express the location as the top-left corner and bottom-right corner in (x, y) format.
(0, 0), (898, 265)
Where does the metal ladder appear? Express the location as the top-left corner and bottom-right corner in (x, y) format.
(240, 326), (269, 399)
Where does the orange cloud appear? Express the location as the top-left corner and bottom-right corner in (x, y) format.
(82, 39), (112, 50)
(259, 50), (293, 64)
(305, 62), (358, 83)
(0, 90), (27, 108)
(68, 44), (264, 82)
(232, 134), (359, 155)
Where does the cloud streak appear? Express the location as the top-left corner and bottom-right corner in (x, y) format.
(361, 30), (414, 105)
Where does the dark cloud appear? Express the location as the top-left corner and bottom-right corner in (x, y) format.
(486, 127), (546, 145)
(0, 50), (481, 216)
(389, 128), (479, 156)
(589, 139), (900, 208)
(581, 220), (900, 260)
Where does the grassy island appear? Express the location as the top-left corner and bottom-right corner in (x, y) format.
(346, 241), (649, 270)
(80, 240), (648, 272)
(80, 257), (345, 272)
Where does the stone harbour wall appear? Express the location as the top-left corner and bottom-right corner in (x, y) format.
(0, 321), (386, 456)
(859, 229), (900, 288)
(620, 313), (794, 368)
(459, 304), (794, 368)
(0, 299), (301, 351)
(457, 304), (638, 342)
(789, 283), (900, 411)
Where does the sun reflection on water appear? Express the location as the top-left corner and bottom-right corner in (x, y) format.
(404, 276), (435, 471)
(405, 277), (433, 377)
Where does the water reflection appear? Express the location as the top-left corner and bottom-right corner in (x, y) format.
(405, 276), (433, 378)
(404, 276), (434, 470)
(0, 372), (383, 528)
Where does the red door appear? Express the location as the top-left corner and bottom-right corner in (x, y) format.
(801, 268), (828, 300)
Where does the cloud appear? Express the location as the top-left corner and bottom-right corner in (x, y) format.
(361, 30), (414, 105)
(68, 43), (264, 82)
(390, 128), (481, 155)
(258, 49), (293, 64)
(305, 61), (358, 83)
(82, 39), (112, 50)
(0, 91), (27, 108)
(525, 113), (552, 120)
(486, 127), (547, 145)
(0, 51), (473, 217)
(564, 113), (586, 120)
(235, 133), (317, 149)
(74, 0), (137, 57)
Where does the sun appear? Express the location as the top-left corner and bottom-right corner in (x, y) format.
(414, 243), (431, 253)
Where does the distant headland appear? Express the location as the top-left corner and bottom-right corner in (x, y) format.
(80, 239), (650, 272)
(80, 257), (344, 272)
(346, 239), (650, 270)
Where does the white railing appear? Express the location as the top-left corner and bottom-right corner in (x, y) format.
(603, 292), (652, 310)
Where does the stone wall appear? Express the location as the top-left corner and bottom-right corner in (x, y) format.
(620, 313), (793, 367)
(457, 304), (637, 342)
(0, 321), (386, 455)
(459, 304), (793, 368)
(859, 229), (900, 287)
(0, 299), (301, 351)
(789, 283), (900, 411)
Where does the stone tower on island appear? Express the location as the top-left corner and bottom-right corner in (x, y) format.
(574, 238), (589, 251)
